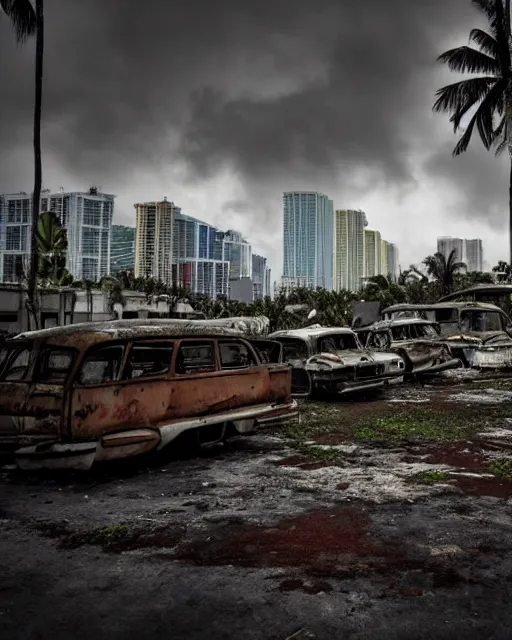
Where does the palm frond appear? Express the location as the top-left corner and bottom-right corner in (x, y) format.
(493, 114), (509, 155)
(469, 27), (500, 57)
(452, 79), (506, 155)
(0, 0), (36, 42)
(437, 46), (499, 74)
(433, 77), (496, 114)
(472, 0), (494, 18)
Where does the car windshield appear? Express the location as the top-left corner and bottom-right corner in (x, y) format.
(0, 343), (33, 381)
(317, 333), (359, 352)
(461, 311), (503, 333)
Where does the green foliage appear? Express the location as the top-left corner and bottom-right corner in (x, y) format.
(407, 470), (450, 485)
(36, 212), (70, 287)
(423, 250), (467, 296)
(355, 410), (471, 442)
(488, 458), (512, 479)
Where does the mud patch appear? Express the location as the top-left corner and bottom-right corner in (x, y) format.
(424, 443), (487, 471)
(176, 506), (410, 573)
(451, 475), (512, 498)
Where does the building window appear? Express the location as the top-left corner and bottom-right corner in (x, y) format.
(6, 227), (21, 251)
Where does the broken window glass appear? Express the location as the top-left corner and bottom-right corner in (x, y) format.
(78, 344), (124, 385)
(219, 341), (256, 369)
(37, 348), (75, 384)
(122, 341), (173, 379)
(175, 341), (216, 374)
(2, 346), (32, 381)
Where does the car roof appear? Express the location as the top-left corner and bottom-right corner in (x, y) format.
(269, 326), (354, 340)
(8, 319), (258, 349)
(360, 318), (439, 330)
(382, 302), (503, 314)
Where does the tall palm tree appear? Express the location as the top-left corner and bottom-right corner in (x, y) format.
(423, 249), (467, 295)
(1, 0), (43, 328)
(433, 0), (512, 261)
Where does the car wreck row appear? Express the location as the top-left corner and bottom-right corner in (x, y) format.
(1, 300), (512, 471)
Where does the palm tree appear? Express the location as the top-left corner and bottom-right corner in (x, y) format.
(1, 0), (43, 328)
(35, 211), (67, 282)
(423, 249), (467, 296)
(433, 0), (512, 261)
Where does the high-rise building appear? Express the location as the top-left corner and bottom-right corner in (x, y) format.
(437, 236), (484, 272)
(333, 209), (367, 292)
(364, 229), (382, 278)
(283, 191), (334, 290)
(110, 225), (136, 273)
(134, 198), (177, 283)
(252, 253), (271, 300)
(0, 188), (115, 283)
(381, 239), (388, 276)
(223, 230), (252, 280)
(172, 211), (229, 299)
(386, 242), (399, 281)
(465, 239), (483, 272)
(437, 237), (465, 263)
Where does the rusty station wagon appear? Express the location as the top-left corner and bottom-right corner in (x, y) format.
(0, 319), (297, 471)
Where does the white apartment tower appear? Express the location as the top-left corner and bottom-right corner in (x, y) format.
(437, 236), (483, 272)
(0, 188), (114, 283)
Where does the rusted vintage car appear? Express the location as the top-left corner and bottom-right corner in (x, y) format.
(354, 318), (461, 376)
(382, 302), (512, 368)
(0, 319), (297, 471)
(268, 326), (405, 396)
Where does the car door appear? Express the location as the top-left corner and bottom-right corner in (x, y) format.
(171, 338), (273, 418)
(69, 340), (175, 440)
(276, 337), (312, 397)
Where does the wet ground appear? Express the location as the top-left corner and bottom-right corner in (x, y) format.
(3, 371), (512, 639)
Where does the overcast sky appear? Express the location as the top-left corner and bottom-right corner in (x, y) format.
(0, 0), (507, 279)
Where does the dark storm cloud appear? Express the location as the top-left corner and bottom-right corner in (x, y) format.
(424, 144), (509, 227)
(0, 0), (490, 199)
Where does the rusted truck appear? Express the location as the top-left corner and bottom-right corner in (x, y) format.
(354, 318), (461, 376)
(382, 302), (512, 368)
(0, 319), (297, 470)
(268, 325), (405, 396)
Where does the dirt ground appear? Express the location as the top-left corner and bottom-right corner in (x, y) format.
(3, 371), (512, 639)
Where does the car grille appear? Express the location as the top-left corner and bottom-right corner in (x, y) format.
(356, 364), (384, 378)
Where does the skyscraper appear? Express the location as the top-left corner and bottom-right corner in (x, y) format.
(465, 239), (483, 272)
(386, 242), (399, 281)
(0, 188), (115, 283)
(437, 237), (465, 263)
(364, 229), (382, 278)
(381, 239), (388, 276)
(134, 198), (177, 283)
(223, 230), (252, 279)
(172, 211), (229, 299)
(110, 225), (136, 273)
(333, 209), (367, 292)
(252, 253), (271, 299)
(437, 237), (484, 272)
(283, 191), (333, 290)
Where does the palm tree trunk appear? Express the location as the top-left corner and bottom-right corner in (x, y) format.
(27, 0), (44, 331)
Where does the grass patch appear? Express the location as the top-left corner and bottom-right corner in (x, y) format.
(407, 470), (450, 485)
(355, 409), (471, 443)
(293, 442), (345, 466)
(285, 401), (344, 441)
(488, 458), (512, 479)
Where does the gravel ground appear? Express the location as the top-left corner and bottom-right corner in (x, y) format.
(3, 374), (512, 640)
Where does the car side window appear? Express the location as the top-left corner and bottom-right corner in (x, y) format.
(3, 347), (31, 381)
(37, 348), (75, 384)
(280, 338), (308, 361)
(219, 341), (257, 369)
(122, 341), (173, 379)
(175, 341), (216, 374)
(78, 344), (124, 386)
